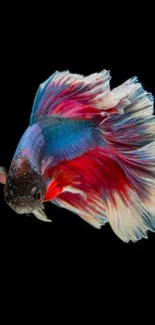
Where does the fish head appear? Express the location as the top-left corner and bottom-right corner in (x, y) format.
(4, 164), (46, 215)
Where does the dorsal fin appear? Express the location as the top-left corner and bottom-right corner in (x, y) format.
(30, 70), (115, 124)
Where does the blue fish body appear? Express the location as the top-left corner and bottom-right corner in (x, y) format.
(12, 117), (101, 170)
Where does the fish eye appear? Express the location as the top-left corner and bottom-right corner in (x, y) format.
(31, 187), (41, 202)
(35, 190), (41, 201)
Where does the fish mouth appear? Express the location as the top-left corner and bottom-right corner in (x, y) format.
(9, 197), (36, 215)
(11, 205), (34, 214)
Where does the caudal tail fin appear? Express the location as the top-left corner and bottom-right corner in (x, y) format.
(96, 76), (155, 242)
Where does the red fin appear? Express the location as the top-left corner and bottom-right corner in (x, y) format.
(44, 145), (155, 241)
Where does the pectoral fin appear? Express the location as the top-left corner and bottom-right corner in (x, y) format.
(32, 206), (52, 223)
(0, 167), (7, 185)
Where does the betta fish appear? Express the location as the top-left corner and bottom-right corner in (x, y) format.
(0, 70), (155, 243)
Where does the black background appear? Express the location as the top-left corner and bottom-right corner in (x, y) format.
(0, 9), (155, 278)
